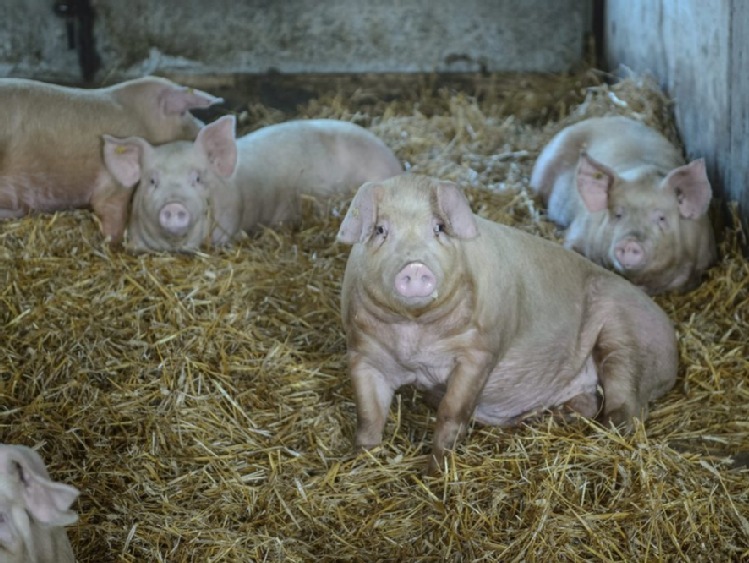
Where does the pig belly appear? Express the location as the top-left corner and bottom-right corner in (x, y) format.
(474, 355), (599, 426)
(0, 174), (90, 214)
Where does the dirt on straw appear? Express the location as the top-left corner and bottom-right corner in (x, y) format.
(1, 70), (748, 562)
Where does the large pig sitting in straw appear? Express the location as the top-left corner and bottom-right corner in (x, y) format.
(0, 445), (79, 563)
(530, 116), (716, 295)
(103, 116), (402, 252)
(0, 77), (222, 244)
(338, 174), (677, 474)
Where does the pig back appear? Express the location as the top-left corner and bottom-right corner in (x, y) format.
(581, 117), (684, 175)
(462, 215), (607, 332)
(233, 120), (401, 229)
(0, 80), (181, 206)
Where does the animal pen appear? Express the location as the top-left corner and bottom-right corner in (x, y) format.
(1, 1), (748, 561)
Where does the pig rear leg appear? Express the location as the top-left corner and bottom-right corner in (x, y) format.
(530, 129), (579, 202)
(592, 295), (677, 430)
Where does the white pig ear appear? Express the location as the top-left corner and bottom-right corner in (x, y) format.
(195, 116), (238, 178)
(160, 85), (224, 116)
(664, 159), (712, 219)
(435, 181), (478, 239)
(103, 135), (151, 189)
(576, 151), (615, 212)
(0, 447), (79, 527)
(337, 182), (380, 244)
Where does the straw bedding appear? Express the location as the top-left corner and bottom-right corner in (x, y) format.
(1, 71), (748, 562)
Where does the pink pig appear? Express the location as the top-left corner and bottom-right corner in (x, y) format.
(102, 116), (402, 252)
(0, 445), (79, 563)
(530, 116), (716, 294)
(338, 174), (677, 474)
(0, 77), (222, 243)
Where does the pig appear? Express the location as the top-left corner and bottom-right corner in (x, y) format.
(0, 445), (79, 563)
(102, 116), (402, 252)
(338, 174), (677, 475)
(530, 116), (716, 295)
(0, 77), (222, 243)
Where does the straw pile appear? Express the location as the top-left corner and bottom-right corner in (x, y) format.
(1, 70), (748, 562)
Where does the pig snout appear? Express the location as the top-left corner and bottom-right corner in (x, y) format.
(614, 238), (646, 269)
(159, 202), (191, 236)
(394, 262), (437, 298)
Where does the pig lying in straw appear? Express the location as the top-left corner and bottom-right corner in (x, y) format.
(338, 174), (677, 474)
(103, 116), (402, 252)
(530, 116), (716, 295)
(0, 77), (222, 243)
(0, 445), (79, 563)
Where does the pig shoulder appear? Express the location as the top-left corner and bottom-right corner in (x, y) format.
(465, 216), (605, 315)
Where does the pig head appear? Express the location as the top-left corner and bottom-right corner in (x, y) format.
(0, 445), (78, 563)
(530, 116), (716, 295)
(103, 115), (241, 252)
(0, 76), (223, 244)
(338, 174), (677, 474)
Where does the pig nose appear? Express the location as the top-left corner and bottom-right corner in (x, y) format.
(614, 238), (646, 269)
(394, 262), (437, 298)
(159, 202), (191, 236)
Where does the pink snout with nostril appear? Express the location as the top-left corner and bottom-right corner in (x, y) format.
(394, 262), (437, 298)
(614, 238), (646, 269)
(159, 203), (191, 235)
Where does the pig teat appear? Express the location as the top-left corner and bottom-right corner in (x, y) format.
(158, 202), (192, 236)
(394, 262), (437, 299)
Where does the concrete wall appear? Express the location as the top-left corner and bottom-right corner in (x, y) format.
(0, 0), (590, 82)
(604, 0), (749, 237)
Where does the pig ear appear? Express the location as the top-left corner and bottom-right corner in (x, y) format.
(337, 182), (380, 244)
(1, 448), (79, 527)
(160, 85), (223, 116)
(435, 181), (478, 239)
(576, 151), (615, 212)
(663, 159), (712, 219)
(103, 135), (152, 188)
(195, 116), (238, 178)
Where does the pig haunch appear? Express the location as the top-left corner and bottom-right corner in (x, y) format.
(530, 116), (716, 295)
(0, 445), (79, 563)
(338, 174), (677, 474)
(0, 77), (222, 243)
(103, 116), (402, 252)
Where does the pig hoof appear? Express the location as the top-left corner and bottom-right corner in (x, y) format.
(355, 442), (381, 452)
(425, 453), (446, 477)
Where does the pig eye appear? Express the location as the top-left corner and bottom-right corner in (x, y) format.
(375, 225), (386, 236)
(149, 176), (159, 189)
(655, 212), (669, 230)
(434, 222), (445, 235)
(612, 208), (624, 220)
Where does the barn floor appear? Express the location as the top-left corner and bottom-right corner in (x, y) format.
(1, 71), (748, 562)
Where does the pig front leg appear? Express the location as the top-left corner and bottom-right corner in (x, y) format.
(428, 350), (495, 475)
(90, 173), (132, 245)
(349, 353), (395, 450)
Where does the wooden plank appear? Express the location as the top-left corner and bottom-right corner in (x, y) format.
(604, 0), (747, 242)
(729, 0), (749, 237)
